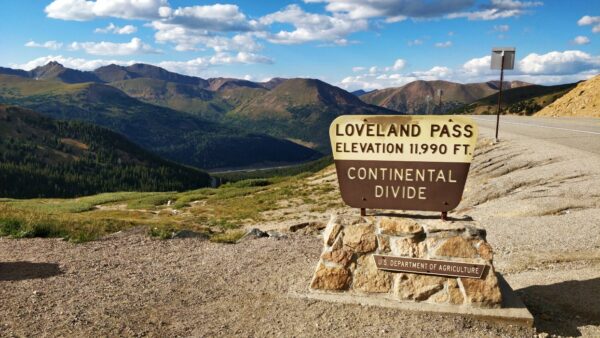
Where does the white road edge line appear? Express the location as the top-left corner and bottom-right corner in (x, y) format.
(471, 117), (600, 136)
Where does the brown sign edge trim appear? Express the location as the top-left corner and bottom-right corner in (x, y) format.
(373, 254), (487, 279)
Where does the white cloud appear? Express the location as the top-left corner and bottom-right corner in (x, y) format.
(69, 37), (160, 55)
(493, 24), (509, 32)
(447, 0), (542, 21)
(352, 66), (365, 72)
(435, 41), (453, 48)
(259, 4), (367, 44)
(572, 36), (590, 45)
(45, 0), (167, 21)
(392, 59), (406, 71)
(408, 39), (423, 46)
(24, 40), (63, 50)
(518, 50), (600, 75)
(151, 20), (263, 52)
(339, 49), (600, 90)
(12, 55), (138, 71)
(95, 23), (137, 34)
(13, 52), (272, 77)
(312, 0), (474, 20)
(159, 4), (258, 32)
(578, 15), (600, 33)
(158, 52), (273, 76)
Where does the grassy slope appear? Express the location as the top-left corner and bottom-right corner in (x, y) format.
(0, 75), (320, 169)
(0, 166), (342, 242)
(0, 105), (211, 198)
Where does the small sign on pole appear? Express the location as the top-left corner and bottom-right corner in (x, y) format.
(491, 47), (516, 142)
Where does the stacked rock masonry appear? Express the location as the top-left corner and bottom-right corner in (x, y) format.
(310, 214), (503, 308)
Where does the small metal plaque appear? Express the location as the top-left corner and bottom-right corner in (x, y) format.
(373, 255), (486, 279)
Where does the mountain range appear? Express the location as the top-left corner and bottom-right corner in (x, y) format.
(0, 61), (584, 198)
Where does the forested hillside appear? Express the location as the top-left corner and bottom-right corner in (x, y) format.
(0, 105), (211, 198)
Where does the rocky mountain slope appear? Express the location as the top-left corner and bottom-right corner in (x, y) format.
(536, 75), (600, 117)
(451, 82), (577, 115)
(360, 80), (531, 114)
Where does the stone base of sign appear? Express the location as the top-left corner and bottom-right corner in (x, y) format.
(294, 273), (532, 327)
(309, 214), (526, 317)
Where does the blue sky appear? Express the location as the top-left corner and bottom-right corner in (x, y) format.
(1, 0), (599, 90)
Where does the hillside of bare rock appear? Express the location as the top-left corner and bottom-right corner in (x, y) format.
(536, 75), (600, 117)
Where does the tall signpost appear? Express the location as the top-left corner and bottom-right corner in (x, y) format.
(491, 47), (516, 142)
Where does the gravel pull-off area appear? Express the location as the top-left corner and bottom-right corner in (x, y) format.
(0, 231), (532, 337)
(1, 125), (599, 337)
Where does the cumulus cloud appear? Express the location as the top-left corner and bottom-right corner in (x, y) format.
(95, 22), (137, 34)
(151, 21), (262, 52)
(572, 36), (590, 45)
(392, 59), (406, 71)
(157, 52), (273, 75)
(158, 4), (258, 32)
(259, 4), (367, 44)
(309, 0), (474, 20)
(12, 55), (138, 71)
(518, 50), (600, 75)
(578, 15), (600, 33)
(24, 40), (63, 50)
(339, 50), (600, 90)
(448, 0), (542, 21)
(45, 0), (167, 21)
(435, 41), (453, 48)
(69, 37), (160, 55)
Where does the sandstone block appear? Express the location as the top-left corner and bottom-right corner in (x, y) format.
(353, 255), (392, 293)
(310, 263), (351, 290)
(377, 234), (391, 253)
(434, 236), (478, 258)
(448, 279), (465, 305)
(395, 273), (445, 301)
(425, 220), (466, 233)
(379, 218), (424, 236)
(477, 241), (494, 261)
(460, 268), (502, 307)
(392, 237), (425, 257)
(321, 247), (353, 267)
(343, 223), (377, 253)
(323, 217), (342, 246)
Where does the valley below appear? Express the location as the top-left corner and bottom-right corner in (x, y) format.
(1, 117), (599, 337)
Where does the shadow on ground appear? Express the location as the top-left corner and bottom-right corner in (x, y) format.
(518, 278), (600, 337)
(0, 262), (62, 281)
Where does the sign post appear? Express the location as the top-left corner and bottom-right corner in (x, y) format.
(491, 47), (516, 142)
(330, 115), (478, 219)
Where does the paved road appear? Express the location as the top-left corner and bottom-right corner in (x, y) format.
(471, 115), (600, 154)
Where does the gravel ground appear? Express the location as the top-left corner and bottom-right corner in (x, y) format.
(0, 231), (532, 337)
(1, 125), (599, 337)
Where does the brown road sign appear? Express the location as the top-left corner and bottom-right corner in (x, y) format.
(330, 115), (478, 212)
(373, 255), (486, 279)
